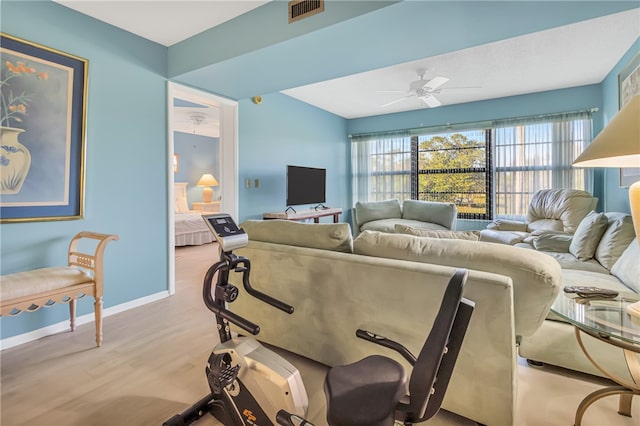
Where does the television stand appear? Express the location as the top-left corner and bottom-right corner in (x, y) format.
(263, 207), (342, 223)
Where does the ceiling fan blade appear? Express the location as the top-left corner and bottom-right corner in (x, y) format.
(376, 90), (409, 93)
(423, 76), (449, 91)
(380, 95), (414, 107)
(421, 95), (442, 108)
(438, 85), (482, 91)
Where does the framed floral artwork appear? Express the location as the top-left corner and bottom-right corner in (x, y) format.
(0, 33), (88, 223)
(618, 52), (640, 188)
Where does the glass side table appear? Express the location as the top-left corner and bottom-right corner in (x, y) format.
(550, 293), (640, 426)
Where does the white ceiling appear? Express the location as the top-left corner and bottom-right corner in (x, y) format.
(55, 0), (271, 47)
(55, 1), (640, 119)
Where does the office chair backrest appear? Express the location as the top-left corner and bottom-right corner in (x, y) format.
(400, 269), (475, 423)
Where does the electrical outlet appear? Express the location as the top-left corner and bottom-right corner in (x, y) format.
(254, 179), (260, 188)
(245, 179), (251, 188)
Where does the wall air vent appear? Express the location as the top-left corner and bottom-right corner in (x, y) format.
(289, 0), (325, 23)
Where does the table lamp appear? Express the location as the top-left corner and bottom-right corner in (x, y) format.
(197, 173), (219, 203)
(572, 94), (640, 318)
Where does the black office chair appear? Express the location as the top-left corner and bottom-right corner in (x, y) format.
(323, 268), (475, 426)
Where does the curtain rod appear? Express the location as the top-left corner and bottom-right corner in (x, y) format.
(349, 107), (599, 140)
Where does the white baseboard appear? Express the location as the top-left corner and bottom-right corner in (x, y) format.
(0, 290), (170, 350)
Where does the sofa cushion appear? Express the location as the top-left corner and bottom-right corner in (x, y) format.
(479, 229), (528, 245)
(353, 230), (562, 337)
(395, 224), (480, 240)
(537, 252), (609, 274)
(568, 211), (608, 261)
(361, 219), (447, 234)
(611, 238), (640, 293)
(355, 199), (401, 227)
(240, 220), (353, 253)
(486, 219), (528, 232)
(595, 213), (636, 271)
(401, 200), (457, 229)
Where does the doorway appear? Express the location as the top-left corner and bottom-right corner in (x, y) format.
(167, 82), (239, 295)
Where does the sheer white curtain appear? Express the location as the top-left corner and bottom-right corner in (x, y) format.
(351, 131), (410, 203)
(493, 111), (593, 219)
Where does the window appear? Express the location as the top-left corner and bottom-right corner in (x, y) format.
(493, 113), (593, 218)
(351, 110), (593, 220)
(415, 130), (491, 219)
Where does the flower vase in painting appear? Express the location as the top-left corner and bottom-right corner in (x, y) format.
(0, 60), (48, 195)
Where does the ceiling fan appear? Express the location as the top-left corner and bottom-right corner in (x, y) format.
(378, 69), (453, 108)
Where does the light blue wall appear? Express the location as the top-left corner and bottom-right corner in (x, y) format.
(174, 132), (220, 206)
(238, 93), (349, 223)
(1, 1), (168, 338)
(599, 39), (640, 213)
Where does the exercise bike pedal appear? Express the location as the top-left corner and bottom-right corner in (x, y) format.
(208, 363), (240, 395)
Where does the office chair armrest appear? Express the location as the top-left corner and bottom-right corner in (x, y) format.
(356, 329), (416, 365)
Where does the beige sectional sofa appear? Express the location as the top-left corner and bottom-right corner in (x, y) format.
(229, 220), (562, 426)
(516, 211), (639, 379)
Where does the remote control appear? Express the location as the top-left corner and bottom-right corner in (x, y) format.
(563, 286), (618, 298)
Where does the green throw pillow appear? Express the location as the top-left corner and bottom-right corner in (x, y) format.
(595, 213), (636, 270)
(568, 211), (609, 261)
(610, 238), (640, 292)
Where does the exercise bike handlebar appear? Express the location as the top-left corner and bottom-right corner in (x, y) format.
(240, 260), (294, 315)
(202, 260), (261, 335)
(203, 255), (294, 336)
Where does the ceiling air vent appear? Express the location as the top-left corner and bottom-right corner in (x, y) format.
(289, 0), (325, 23)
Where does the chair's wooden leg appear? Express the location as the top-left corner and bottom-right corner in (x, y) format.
(94, 296), (103, 347)
(69, 299), (77, 331)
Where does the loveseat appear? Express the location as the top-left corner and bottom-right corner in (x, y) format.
(353, 199), (457, 234)
(516, 211), (639, 380)
(228, 219), (562, 426)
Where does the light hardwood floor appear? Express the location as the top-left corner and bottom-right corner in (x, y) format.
(1, 243), (639, 426)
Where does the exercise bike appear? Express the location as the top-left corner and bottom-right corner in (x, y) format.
(164, 213), (475, 426)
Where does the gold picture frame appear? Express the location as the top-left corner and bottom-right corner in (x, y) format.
(618, 51), (640, 188)
(1, 33), (88, 222)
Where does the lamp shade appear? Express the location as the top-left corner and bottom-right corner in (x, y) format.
(197, 173), (219, 203)
(196, 173), (219, 187)
(572, 95), (640, 168)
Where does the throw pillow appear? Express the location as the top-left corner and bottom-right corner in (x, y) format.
(568, 211), (609, 261)
(354, 199), (401, 227)
(532, 232), (572, 252)
(401, 200), (457, 229)
(610, 238), (640, 292)
(240, 220), (353, 253)
(595, 213), (636, 270)
(394, 224), (480, 241)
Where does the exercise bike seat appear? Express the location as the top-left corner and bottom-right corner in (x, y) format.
(324, 354), (407, 426)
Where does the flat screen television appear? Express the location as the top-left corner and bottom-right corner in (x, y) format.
(286, 165), (326, 206)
